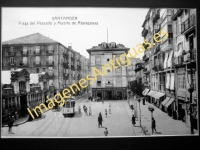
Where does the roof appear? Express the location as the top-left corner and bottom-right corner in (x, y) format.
(2, 33), (58, 45)
(30, 73), (39, 84)
(86, 42), (129, 54)
(2, 71), (11, 84)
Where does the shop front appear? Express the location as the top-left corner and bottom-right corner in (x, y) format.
(92, 87), (127, 100)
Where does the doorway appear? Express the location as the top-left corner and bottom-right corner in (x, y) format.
(20, 95), (27, 116)
(97, 92), (102, 100)
(107, 90), (112, 100)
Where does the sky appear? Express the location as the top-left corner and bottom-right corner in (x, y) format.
(2, 7), (149, 59)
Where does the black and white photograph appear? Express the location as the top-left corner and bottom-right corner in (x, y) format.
(1, 7), (198, 138)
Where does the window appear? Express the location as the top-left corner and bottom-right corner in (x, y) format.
(23, 46), (28, 54)
(35, 56), (40, 64)
(36, 46), (40, 54)
(48, 45), (53, 53)
(43, 68), (46, 72)
(10, 57), (15, 64)
(177, 68), (186, 89)
(95, 56), (101, 65)
(23, 57), (27, 65)
(49, 56), (53, 64)
(10, 47), (15, 52)
(116, 68), (121, 76)
(36, 68), (40, 73)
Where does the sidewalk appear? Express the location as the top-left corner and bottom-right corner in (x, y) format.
(134, 99), (198, 136)
(2, 114), (30, 127)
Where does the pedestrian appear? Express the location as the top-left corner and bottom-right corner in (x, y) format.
(78, 106), (81, 114)
(152, 117), (157, 134)
(85, 106), (88, 116)
(105, 109), (107, 117)
(132, 115), (136, 127)
(109, 103), (111, 114)
(104, 128), (108, 136)
(98, 113), (103, 128)
(8, 115), (15, 134)
(143, 97), (146, 105)
(89, 107), (92, 116)
(14, 111), (18, 120)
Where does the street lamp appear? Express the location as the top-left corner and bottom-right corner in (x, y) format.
(137, 98), (141, 127)
(148, 106), (155, 135)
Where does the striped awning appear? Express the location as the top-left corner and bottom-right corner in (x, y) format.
(161, 97), (171, 106)
(142, 89), (150, 96)
(165, 98), (175, 108)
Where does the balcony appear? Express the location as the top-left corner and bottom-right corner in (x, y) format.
(63, 53), (68, 58)
(181, 14), (196, 34)
(161, 38), (173, 51)
(142, 28), (148, 37)
(77, 65), (81, 71)
(46, 49), (54, 54)
(182, 49), (196, 62)
(34, 50), (41, 55)
(171, 9), (183, 21)
(46, 61), (54, 66)
(152, 9), (160, 23)
(34, 61), (41, 66)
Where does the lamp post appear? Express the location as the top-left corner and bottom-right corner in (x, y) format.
(148, 106), (155, 135)
(138, 98), (141, 127)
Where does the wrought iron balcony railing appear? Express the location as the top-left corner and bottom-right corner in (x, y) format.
(181, 14), (196, 34)
(46, 61), (54, 66)
(171, 9), (183, 21)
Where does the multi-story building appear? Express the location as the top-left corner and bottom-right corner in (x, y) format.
(2, 33), (89, 97)
(1, 69), (49, 124)
(86, 42), (129, 100)
(172, 8), (197, 130)
(141, 8), (198, 132)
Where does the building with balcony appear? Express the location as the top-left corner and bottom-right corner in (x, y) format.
(141, 8), (198, 132)
(2, 33), (89, 96)
(87, 42), (129, 100)
(172, 9), (197, 130)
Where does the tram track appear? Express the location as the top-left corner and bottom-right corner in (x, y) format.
(29, 110), (54, 136)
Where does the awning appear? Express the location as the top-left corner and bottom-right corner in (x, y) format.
(161, 97), (171, 106)
(142, 89), (150, 96)
(165, 98), (175, 108)
(147, 90), (155, 96)
(153, 92), (165, 99)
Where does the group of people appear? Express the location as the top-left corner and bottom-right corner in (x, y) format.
(81, 105), (92, 116)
